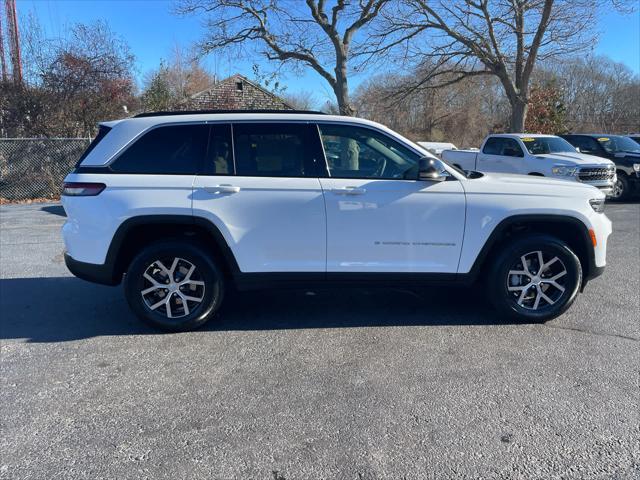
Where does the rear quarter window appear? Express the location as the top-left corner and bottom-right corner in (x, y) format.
(75, 125), (112, 168)
(110, 124), (209, 174)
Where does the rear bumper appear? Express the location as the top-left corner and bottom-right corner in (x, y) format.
(64, 252), (119, 286)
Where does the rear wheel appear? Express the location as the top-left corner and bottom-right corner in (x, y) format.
(487, 235), (582, 322)
(124, 241), (224, 331)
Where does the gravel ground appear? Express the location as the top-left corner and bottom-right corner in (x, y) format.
(1, 202), (638, 480)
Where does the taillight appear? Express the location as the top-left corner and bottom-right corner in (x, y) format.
(62, 182), (106, 196)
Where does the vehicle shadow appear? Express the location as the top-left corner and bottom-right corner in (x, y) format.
(0, 276), (516, 343)
(40, 205), (66, 217)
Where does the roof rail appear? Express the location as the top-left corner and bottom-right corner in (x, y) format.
(134, 109), (327, 118)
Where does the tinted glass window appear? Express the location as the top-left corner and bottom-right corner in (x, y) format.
(502, 138), (523, 157)
(111, 124), (208, 174)
(569, 136), (600, 154)
(482, 137), (502, 155)
(203, 124), (233, 175)
(483, 137), (522, 157)
(319, 124), (419, 179)
(233, 123), (309, 177)
(75, 125), (111, 167)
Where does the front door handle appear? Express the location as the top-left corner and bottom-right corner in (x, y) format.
(204, 184), (240, 194)
(332, 186), (366, 195)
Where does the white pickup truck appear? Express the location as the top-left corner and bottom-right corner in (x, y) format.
(442, 134), (615, 194)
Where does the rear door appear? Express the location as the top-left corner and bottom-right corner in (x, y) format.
(192, 122), (327, 272)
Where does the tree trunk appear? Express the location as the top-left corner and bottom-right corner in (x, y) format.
(509, 97), (528, 132)
(334, 62), (355, 116)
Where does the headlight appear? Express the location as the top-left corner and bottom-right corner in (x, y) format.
(552, 165), (578, 176)
(633, 163), (640, 172)
(589, 198), (605, 213)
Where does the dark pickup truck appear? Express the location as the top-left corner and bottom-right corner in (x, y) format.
(561, 134), (640, 200)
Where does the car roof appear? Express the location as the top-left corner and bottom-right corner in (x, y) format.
(133, 109), (326, 118)
(84, 112), (434, 167)
(564, 133), (624, 137)
(489, 133), (558, 138)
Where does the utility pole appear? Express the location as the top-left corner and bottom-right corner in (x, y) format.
(0, 2), (7, 82)
(4, 0), (21, 85)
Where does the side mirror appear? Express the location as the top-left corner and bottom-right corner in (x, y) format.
(418, 158), (447, 182)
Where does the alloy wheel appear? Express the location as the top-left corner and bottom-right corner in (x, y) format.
(506, 250), (568, 310)
(611, 178), (624, 199)
(140, 257), (206, 319)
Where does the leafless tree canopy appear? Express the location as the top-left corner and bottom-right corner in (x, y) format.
(176, 0), (390, 115)
(355, 54), (639, 147)
(373, 0), (618, 132)
(1, 17), (136, 137)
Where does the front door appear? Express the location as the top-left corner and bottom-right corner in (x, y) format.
(477, 137), (524, 173)
(317, 123), (466, 273)
(192, 122), (326, 272)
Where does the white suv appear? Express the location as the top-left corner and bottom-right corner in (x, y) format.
(62, 111), (612, 331)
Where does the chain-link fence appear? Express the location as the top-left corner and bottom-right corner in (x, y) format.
(0, 138), (91, 201)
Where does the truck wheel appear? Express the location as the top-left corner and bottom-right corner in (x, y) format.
(609, 173), (629, 201)
(124, 241), (224, 331)
(487, 235), (582, 323)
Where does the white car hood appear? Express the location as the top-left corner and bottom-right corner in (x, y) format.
(533, 152), (614, 166)
(464, 172), (605, 198)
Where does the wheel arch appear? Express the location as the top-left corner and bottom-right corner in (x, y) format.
(106, 215), (241, 285)
(466, 214), (595, 287)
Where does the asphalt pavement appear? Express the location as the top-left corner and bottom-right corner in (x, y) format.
(1, 202), (638, 479)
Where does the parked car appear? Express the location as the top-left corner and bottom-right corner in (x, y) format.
(561, 134), (640, 201)
(416, 141), (457, 158)
(62, 111), (611, 331)
(442, 134), (616, 195)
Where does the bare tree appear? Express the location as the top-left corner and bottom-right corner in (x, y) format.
(377, 0), (622, 132)
(539, 55), (640, 133)
(354, 68), (506, 147)
(176, 0), (390, 115)
(3, 18), (135, 137)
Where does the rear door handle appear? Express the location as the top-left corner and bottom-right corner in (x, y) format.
(204, 184), (240, 194)
(332, 186), (366, 195)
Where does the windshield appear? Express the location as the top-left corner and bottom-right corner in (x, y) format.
(596, 135), (640, 154)
(521, 136), (576, 154)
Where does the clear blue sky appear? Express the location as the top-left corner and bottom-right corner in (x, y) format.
(16, 0), (640, 103)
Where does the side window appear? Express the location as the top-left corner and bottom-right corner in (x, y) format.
(482, 137), (503, 155)
(502, 138), (524, 157)
(574, 136), (600, 154)
(203, 123), (233, 175)
(233, 123), (310, 177)
(318, 124), (419, 179)
(111, 124), (208, 174)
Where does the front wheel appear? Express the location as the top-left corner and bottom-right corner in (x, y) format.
(609, 174), (629, 201)
(124, 241), (224, 331)
(486, 235), (582, 322)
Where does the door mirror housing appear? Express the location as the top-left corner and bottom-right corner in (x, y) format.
(418, 158), (448, 182)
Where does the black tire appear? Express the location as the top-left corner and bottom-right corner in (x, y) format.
(124, 241), (224, 331)
(609, 173), (629, 201)
(486, 235), (582, 323)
